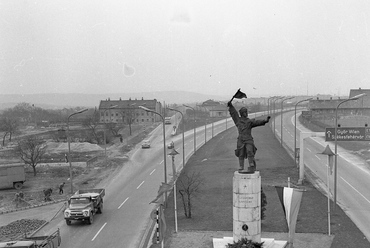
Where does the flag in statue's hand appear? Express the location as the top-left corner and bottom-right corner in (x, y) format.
(233, 88), (247, 99)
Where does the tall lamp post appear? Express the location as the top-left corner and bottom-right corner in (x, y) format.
(333, 93), (366, 210)
(167, 107), (185, 171)
(183, 104), (196, 155)
(103, 105), (118, 158)
(200, 106), (208, 144)
(273, 96), (284, 135)
(68, 108), (88, 194)
(280, 97), (294, 146)
(139, 106), (168, 203)
(168, 148), (179, 232)
(294, 98), (312, 167)
(127, 103), (136, 136)
(267, 96), (276, 120)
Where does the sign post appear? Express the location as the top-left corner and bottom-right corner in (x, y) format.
(325, 127), (370, 142)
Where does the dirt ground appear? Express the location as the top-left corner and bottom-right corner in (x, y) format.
(0, 124), (156, 213)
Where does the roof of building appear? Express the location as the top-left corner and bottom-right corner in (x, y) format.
(209, 105), (228, 111)
(98, 98), (159, 109)
(308, 88), (370, 109)
(202, 99), (221, 106)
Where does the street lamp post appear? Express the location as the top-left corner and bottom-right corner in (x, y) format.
(167, 107), (185, 171)
(280, 97), (294, 146)
(183, 105), (196, 155)
(273, 96), (284, 135)
(103, 105), (118, 158)
(198, 105), (208, 144)
(333, 93), (366, 210)
(168, 148), (179, 232)
(128, 103), (136, 136)
(67, 108), (88, 194)
(139, 106), (168, 204)
(212, 121), (214, 138)
(294, 98), (313, 167)
(267, 96), (276, 120)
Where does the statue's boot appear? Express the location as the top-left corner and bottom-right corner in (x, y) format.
(238, 158), (245, 172)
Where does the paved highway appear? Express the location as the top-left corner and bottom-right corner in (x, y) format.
(273, 110), (370, 241)
(46, 114), (234, 248)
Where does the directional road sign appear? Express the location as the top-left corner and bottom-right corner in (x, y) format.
(325, 127), (370, 141)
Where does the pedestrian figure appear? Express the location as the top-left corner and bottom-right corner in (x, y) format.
(43, 188), (53, 201)
(227, 89), (270, 173)
(59, 182), (65, 194)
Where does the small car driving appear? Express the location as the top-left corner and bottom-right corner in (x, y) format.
(142, 139), (151, 148)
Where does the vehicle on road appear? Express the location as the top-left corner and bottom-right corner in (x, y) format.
(0, 228), (61, 248)
(0, 164), (26, 190)
(141, 139), (151, 148)
(167, 141), (174, 149)
(165, 117), (171, 124)
(64, 188), (105, 225)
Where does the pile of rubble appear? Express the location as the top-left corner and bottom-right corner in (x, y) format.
(0, 219), (46, 241)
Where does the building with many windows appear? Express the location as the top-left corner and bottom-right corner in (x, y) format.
(98, 98), (162, 124)
(304, 88), (370, 127)
(200, 99), (228, 117)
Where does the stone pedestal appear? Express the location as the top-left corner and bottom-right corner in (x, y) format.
(233, 171), (261, 243)
(213, 170), (287, 248)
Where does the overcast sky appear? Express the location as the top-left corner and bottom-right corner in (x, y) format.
(1, 0), (370, 98)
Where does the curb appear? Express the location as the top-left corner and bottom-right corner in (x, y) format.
(0, 198), (66, 215)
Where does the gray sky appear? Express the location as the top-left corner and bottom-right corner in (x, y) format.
(1, 0), (370, 97)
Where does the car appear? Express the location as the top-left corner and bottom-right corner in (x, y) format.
(167, 141), (174, 149)
(141, 140), (151, 148)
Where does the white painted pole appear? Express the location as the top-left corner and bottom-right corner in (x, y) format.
(327, 156), (331, 236)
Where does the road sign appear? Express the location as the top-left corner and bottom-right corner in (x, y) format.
(325, 127), (370, 141)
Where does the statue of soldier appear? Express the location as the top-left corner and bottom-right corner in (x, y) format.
(227, 89), (271, 173)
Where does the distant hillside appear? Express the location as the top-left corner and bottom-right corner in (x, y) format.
(0, 91), (230, 109)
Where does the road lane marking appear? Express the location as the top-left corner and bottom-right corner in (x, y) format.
(137, 181), (145, 189)
(160, 160), (164, 164)
(118, 197), (129, 209)
(150, 169), (156, 175)
(340, 177), (370, 204)
(92, 222), (107, 241)
(306, 148), (312, 152)
(315, 155), (321, 160)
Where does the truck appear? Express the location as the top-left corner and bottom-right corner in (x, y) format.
(0, 228), (61, 248)
(0, 164), (26, 190)
(64, 188), (105, 225)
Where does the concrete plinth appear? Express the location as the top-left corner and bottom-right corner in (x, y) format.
(233, 171), (261, 243)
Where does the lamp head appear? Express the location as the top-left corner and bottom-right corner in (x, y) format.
(351, 93), (366, 100)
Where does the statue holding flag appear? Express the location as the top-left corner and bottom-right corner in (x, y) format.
(227, 89), (271, 173)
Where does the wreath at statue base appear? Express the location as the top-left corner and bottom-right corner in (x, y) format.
(227, 238), (264, 248)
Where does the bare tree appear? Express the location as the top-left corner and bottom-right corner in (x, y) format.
(14, 136), (46, 176)
(0, 117), (19, 146)
(105, 122), (124, 137)
(82, 110), (101, 144)
(177, 171), (204, 218)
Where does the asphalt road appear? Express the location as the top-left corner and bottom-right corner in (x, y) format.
(273, 110), (370, 241)
(30, 114), (234, 248)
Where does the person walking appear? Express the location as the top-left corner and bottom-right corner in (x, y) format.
(59, 182), (65, 194)
(228, 100), (270, 173)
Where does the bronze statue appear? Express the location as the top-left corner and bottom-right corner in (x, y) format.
(227, 89), (271, 173)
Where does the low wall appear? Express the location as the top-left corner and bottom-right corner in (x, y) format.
(38, 162), (87, 167)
